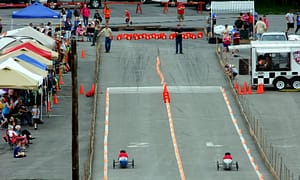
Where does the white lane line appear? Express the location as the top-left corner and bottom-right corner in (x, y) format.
(108, 86), (221, 94)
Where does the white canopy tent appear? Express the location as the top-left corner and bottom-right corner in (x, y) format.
(210, 1), (255, 37)
(0, 57), (44, 87)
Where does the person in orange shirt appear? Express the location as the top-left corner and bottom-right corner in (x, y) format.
(103, 5), (111, 25)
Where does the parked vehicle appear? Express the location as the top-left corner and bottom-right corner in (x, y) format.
(260, 32), (288, 41)
(250, 41), (300, 90)
(43, 0), (101, 9)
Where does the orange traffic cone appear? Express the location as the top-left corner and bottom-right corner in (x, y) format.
(59, 76), (64, 85)
(256, 83), (264, 94)
(91, 83), (95, 94)
(163, 83), (168, 93)
(234, 81), (239, 90)
(243, 81), (247, 95)
(80, 84), (84, 95)
(81, 48), (85, 58)
(247, 84), (253, 94)
(238, 86), (243, 95)
(85, 90), (95, 97)
(47, 101), (51, 112)
(54, 94), (58, 104)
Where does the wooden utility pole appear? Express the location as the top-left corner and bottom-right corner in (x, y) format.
(71, 37), (79, 180)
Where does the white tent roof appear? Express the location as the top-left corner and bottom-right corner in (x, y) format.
(211, 1), (255, 14)
(0, 57), (43, 86)
(0, 26), (56, 49)
(0, 36), (40, 51)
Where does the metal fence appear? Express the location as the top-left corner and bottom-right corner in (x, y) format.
(216, 43), (300, 180)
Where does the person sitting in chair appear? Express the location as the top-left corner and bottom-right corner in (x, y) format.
(223, 152), (233, 164)
(118, 150), (128, 168)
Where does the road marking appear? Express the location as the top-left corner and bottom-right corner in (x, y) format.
(221, 88), (264, 180)
(127, 142), (150, 148)
(103, 89), (110, 180)
(108, 86), (221, 94)
(205, 141), (224, 147)
(156, 56), (186, 180)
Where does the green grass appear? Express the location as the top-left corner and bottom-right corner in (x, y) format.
(256, 5), (299, 15)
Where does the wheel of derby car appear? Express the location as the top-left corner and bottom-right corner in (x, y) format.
(236, 161), (239, 171)
(132, 159), (135, 168)
(113, 159), (116, 169)
(217, 161), (220, 171)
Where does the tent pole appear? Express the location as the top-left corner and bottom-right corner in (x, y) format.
(40, 88), (43, 121)
(210, 8), (213, 38)
(11, 19), (13, 30)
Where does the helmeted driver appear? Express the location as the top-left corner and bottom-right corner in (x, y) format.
(223, 152), (233, 164)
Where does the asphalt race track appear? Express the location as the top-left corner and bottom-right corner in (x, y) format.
(0, 3), (298, 180)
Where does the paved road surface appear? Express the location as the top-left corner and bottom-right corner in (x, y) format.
(0, 4), (298, 180)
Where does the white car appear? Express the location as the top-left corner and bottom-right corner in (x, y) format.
(260, 32), (288, 41)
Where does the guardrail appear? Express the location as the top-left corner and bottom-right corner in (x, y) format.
(215, 40), (299, 180)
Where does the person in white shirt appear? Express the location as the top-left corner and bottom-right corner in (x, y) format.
(285, 9), (295, 34)
(97, 25), (113, 53)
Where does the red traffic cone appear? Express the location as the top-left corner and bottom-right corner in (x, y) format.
(234, 81), (239, 90)
(81, 48), (85, 58)
(243, 81), (247, 95)
(80, 84), (84, 95)
(256, 83), (265, 94)
(59, 76), (64, 85)
(238, 86), (243, 95)
(54, 94), (58, 104)
(47, 101), (51, 112)
(247, 84), (253, 94)
(91, 83), (95, 94)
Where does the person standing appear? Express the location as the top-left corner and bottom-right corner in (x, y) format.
(295, 12), (300, 34)
(177, 2), (185, 23)
(97, 24), (113, 53)
(73, 5), (81, 19)
(222, 33), (231, 55)
(31, 104), (40, 130)
(205, 12), (212, 39)
(103, 5), (111, 25)
(175, 24), (183, 54)
(262, 15), (269, 31)
(94, 9), (102, 24)
(124, 9), (132, 26)
(91, 20), (101, 46)
(64, 17), (72, 41)
(255, 17), (267, 40)
(285, 9), (295, 34)
(81, 4), (90, 27)
(66, 7), (73, 20)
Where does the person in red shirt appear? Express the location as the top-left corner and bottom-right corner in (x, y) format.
(248, 12), (254, 38)
(124, 9), (132, 26)
(177, 3), (185, 22)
